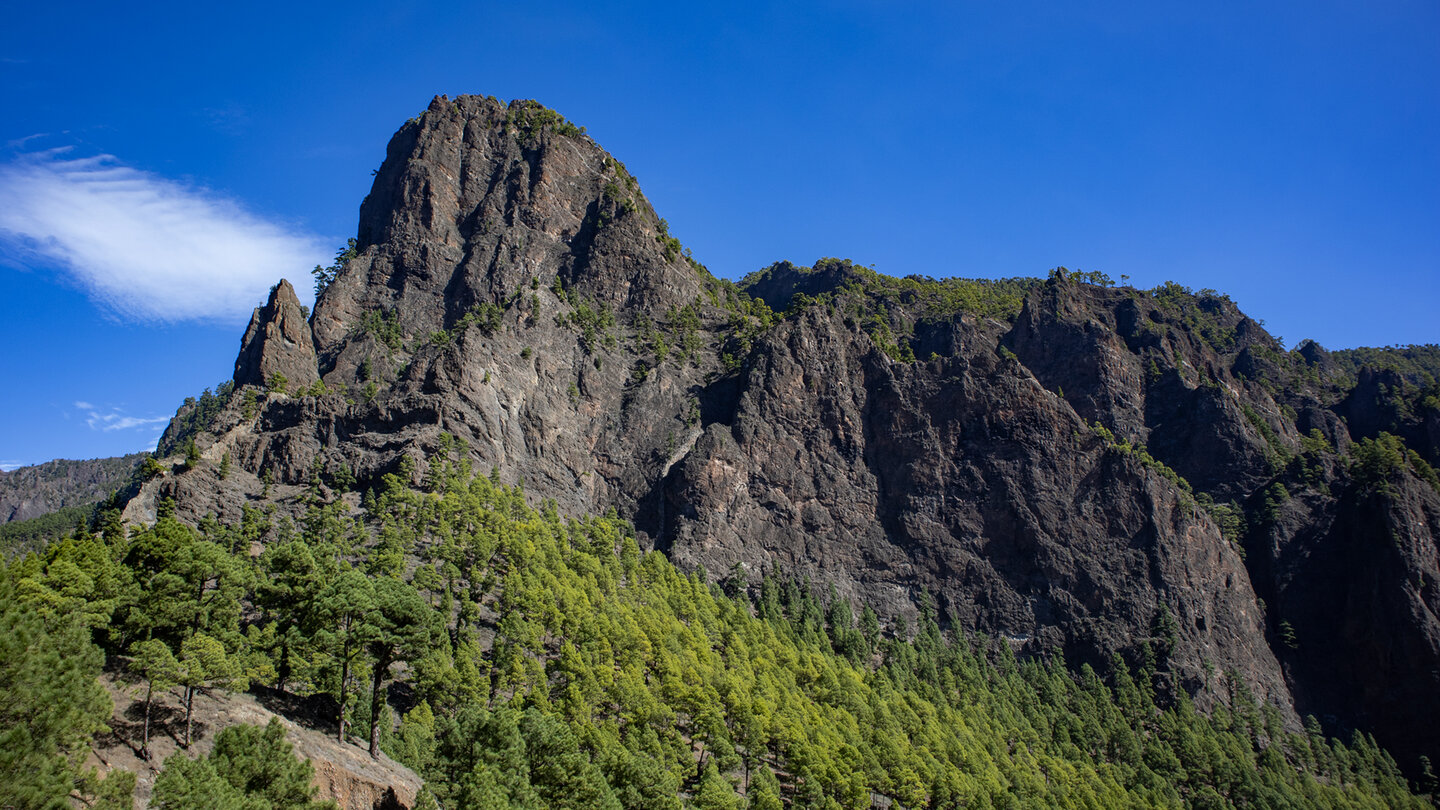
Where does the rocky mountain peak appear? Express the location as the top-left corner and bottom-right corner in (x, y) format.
(128, 100), (1440, 777)
(233, 278), (319, 391)
(310, 95), (707, 378)
(738, 258), (869, 311)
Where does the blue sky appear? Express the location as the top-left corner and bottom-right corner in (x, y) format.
(1, 0), (1436, 468)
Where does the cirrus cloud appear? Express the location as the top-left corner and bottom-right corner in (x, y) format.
(74, 400), (169, 433)
(0, 147), (329, 322)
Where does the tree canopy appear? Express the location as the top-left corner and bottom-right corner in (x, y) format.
(1, 458), (1430, 808)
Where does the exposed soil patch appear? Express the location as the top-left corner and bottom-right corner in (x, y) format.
(91, 672), (422, 809)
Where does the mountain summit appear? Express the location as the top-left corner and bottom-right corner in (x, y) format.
(128, 95), (1440, 775)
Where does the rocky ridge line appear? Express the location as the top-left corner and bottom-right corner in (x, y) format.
(124, 96), (1440, 775)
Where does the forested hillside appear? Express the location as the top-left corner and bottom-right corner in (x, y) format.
(107, 96), (1440, 789)
(3, 456), (1430, 808)
(8, 95), (1438, 808)
(0, 454), (147, 557)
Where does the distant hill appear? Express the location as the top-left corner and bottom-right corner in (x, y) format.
(0, 453), (146, 524)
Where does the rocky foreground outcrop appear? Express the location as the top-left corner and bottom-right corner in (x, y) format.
(128, 95), (1440, 775)
(93, 675), (420, 809)
(234, 278), (320, 392)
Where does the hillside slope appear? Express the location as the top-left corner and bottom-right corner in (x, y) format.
(9, 470), (1426, 808)
(0, 453), (145, 524)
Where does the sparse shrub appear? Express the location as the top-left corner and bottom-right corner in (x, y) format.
(359, 309), (404, 353)
(141, 457), (165, 480)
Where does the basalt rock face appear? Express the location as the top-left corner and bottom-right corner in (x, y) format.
(234, 279), (320, 391)
(313, 96), (705, 356)
(660, 270), (1295, 715)
(128, 95), (727, 528)
(660, 296), (1287, 713)
(1257, 473), (1440, 772)
(131, 96), (1440, 773)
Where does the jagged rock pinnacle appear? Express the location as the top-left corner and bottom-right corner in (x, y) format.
(233, 278), (320, 391)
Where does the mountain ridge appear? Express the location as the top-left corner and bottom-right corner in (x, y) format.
(119, 94), (1440, 777)
(0, 453), (148, 525)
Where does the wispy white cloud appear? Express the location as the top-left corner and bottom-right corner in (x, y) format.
(0, 148), (329, 322)
(7, 133), (50, 149)
(0, 460), (25, 472)
(74, 401), (169, 433)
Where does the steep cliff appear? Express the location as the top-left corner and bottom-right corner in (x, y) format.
(127, 95), (1440, 775)
(129, 95), (728, 529)
(661, 267), (1291, 718)
(233, 278), (320, 391)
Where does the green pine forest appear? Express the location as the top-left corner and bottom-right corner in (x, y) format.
(2, 446), (1432, 809)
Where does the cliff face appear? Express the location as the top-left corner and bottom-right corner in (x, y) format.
(131, 95), (727, 529)
(1256, 466), (1440, 766)
(233, 278), (319, 391)
(128, 95), (1440, 773)
(659, 279), (1289, 716)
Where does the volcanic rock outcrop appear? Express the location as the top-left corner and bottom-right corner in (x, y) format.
(128, 94), (1440, 774)
(234, 278), (321, 391)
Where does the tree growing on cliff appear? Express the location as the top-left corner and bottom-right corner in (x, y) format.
(312, 238), (358, 300)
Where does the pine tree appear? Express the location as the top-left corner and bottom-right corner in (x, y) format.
(0, 579), (112, 810)
(208, 719), (334, 809)
(151, 753), (248, 810)
(152, 719), (335, 810)
(310, 567), (376, 743)
(518, 709), (622, 810)
(177, 632), (246, 747)
(365, 576), (439, 758)
(256, 540), (324, 692)
(129, 638), (182, 759)
(693, 762), (742, 810)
